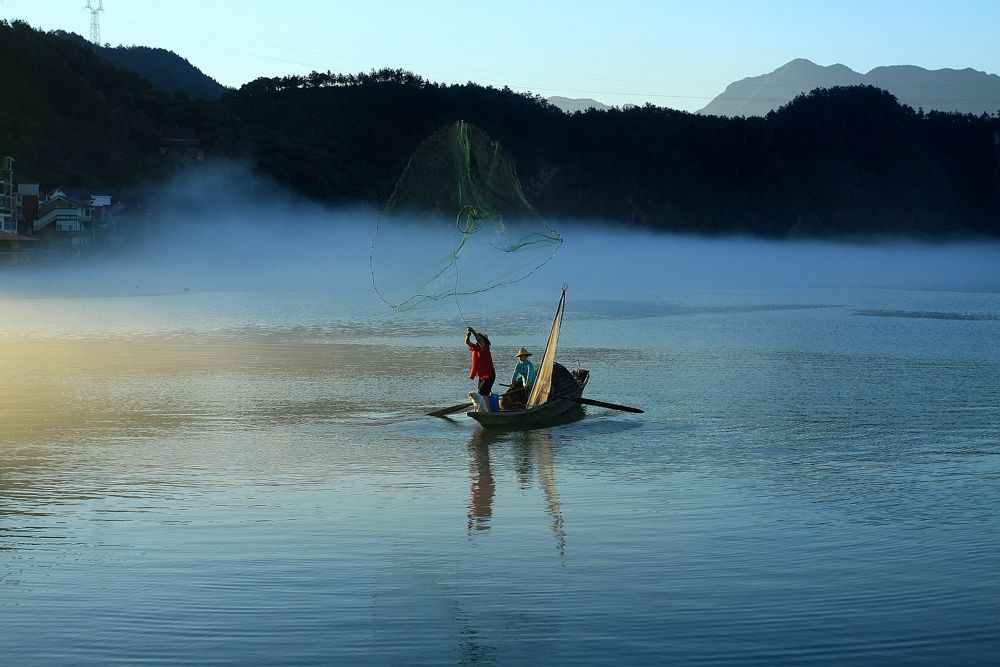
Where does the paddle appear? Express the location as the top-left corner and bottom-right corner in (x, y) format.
(561, 396), (644, 414)
(505, 382), (643, 414)
(426, 402), (471, 418)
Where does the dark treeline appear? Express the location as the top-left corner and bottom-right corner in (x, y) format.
(53, 30), (229, 102)
(0, 21), (173, 188)
(3, 20), (999, 238)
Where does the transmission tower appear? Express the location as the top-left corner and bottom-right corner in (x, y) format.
(84, 0), (104, 44)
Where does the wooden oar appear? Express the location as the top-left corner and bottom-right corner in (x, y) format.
(562, 396), (644, 414)
(426, 402), (471, 418)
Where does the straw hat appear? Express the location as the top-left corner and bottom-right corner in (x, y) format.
(515, 347), (532, 357)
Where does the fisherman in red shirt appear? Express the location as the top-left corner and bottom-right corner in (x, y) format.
(465, 326), (496, 397)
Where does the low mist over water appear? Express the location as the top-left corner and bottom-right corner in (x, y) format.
(5, 163), (1000, 301)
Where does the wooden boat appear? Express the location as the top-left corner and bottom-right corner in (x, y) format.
(467, 363), (589, 430)
(467, 286), (590, 430)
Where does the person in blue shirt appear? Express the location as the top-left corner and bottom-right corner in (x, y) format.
(511, 347), (536, 388)
(500, 347), (536, 411)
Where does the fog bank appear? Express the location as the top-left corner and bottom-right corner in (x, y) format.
(3, 163), (999, 300)
(538, 227), (1000, 293)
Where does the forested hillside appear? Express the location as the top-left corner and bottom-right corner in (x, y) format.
(198, 71), (1000, 237)
(2, 20), (999, 238)
(0, 21), (180, 187)
(54, 30), (229, 101)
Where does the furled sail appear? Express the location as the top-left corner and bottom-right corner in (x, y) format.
(527, 286), (567, 408)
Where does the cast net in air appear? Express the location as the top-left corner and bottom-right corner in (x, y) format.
(370, 121), (563, 312)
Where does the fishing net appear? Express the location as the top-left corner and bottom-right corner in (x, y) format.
(370, 121), (563, 311)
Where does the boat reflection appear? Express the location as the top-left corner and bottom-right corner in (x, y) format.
(466, 411), (581, 556)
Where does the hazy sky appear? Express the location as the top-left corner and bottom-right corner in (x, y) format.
(2, 0), (998, 111)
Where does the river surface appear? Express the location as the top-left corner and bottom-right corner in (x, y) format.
(1, 283), (999, 664)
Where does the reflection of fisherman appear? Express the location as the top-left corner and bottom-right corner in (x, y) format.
(465, 327), (495, 396)
(467, 438), (494, 532)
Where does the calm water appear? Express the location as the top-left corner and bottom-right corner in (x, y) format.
(1, 284), (999, 664)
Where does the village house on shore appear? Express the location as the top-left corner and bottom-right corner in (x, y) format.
(0, 154), (150, 267)
(2, 129), (201, 265)
(0, 155), (35, 266)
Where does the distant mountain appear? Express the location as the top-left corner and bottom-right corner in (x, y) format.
(54, 31), (228, 100)
(699, 58), (1000, 117)
(866, 65), (1000, 115)
(547, 96), (611, 113)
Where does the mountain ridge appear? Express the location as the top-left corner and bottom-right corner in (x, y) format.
(546, 96), (611, 113)
(699, 58), (1000, 116)
(53, 30), (229, 101)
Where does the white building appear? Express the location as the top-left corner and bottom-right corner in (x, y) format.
(33, 186), (116, 253)
(0, 156), (14, 234)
